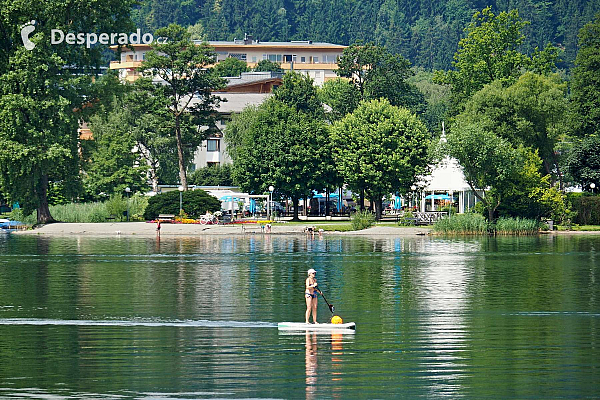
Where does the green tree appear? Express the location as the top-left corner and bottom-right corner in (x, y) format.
(189, 164), (234, 186)
(566, 135), (600, 191)
(318, 78), (361, 122)
(85, 102), (149, 197)
(226, 99), (331, 221)
(446, 121), (531, 221)
(458, 73), (568, 185)
(0, 0), (135, 224)
(331, 99), (431, 220)
(187, 22), (207, 41)
(213, 57), (250, 77)
(273, 72), (322, 115)
(570, 13), (600, 138)
(434, 7), (559, 114)
(253, 59), (283, 72)
(139, 24), (226, 191)
(336, 42), (424, 112)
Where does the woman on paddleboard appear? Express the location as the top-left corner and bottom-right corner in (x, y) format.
(305, 268), (318, 324)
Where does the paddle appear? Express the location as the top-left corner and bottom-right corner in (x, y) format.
(316, 288), (335, 313)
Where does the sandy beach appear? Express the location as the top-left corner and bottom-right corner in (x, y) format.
(12, 222), (432, 237)
(11, 222), (600, 237)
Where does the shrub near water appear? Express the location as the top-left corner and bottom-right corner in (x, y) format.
(433, 213), (488, 234)
(143, 189), (221, 220)
(351, 210), (375, 230)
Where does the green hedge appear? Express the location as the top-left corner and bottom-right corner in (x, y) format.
(143, 189), (221, 220)
(571, 195), (600, 225)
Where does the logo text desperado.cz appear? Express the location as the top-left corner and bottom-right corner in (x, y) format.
(51, 29), (161, 48)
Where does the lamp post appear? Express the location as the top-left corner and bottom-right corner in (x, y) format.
(268, 185), (274, 221)
(591, 183), (596, 194)
(124, 187), (131, 221)
(411, 185), (417, 210)
(178, 186), (184, 214)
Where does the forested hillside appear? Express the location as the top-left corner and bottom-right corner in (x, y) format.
(131, 0), (600, 70)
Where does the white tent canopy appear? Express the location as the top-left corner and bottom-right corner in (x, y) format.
(418, 157), (479, 213)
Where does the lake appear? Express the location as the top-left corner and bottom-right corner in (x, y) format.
(0, 233), (598, 399)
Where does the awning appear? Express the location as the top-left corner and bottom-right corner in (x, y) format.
(424, 194), (454, 200)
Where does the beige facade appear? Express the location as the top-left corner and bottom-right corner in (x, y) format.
(109, 37), (346, 85)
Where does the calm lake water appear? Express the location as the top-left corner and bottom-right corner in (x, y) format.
(0, 232), (598, 399)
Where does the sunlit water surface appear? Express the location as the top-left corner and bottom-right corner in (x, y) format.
(0, 233), (598, 399)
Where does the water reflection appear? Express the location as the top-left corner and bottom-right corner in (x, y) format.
(305, 332), (317, 400)
(0, 234), (599, 398)
(412, 239), (476, 397)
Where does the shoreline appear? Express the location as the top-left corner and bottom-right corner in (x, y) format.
(8, 222), (600, 238)
(10, 222), (431, 237)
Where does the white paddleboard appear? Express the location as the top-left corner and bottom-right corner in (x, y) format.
(277, 322), (356, 331)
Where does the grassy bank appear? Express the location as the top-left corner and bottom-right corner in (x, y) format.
(434, 214), (543, 235)
(8, 195), (148, 225)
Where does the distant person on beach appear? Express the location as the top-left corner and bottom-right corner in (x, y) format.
(305, 268), (318, 324)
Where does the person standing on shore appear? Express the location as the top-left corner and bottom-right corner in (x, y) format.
(156, 220), (161, 238)
(305, 268), (318, 324)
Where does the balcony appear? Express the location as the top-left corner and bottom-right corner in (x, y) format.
(245, 62), (338, 71)
(109, 60), (143, 69)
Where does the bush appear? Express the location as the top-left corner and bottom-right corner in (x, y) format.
(351, 210), (375, 230)
(570, 195), (600, 225)
(398, 210), (415, 226)
(143, 189), (221, 220)
(105, 194), (127, 220)
(433, 213), (489, 234)
(128, 193), (149, 221)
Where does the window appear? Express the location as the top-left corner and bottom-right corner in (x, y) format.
(229, 53), (247, 61)
(207, 139), (220, 152)
(264, 54), (283, 62)
(300, 56), (306, 63)
(323, 54), (337, 63)
(312, 56), (319, 63)
(207, 162), (220, 167)
(252, 56), (257, 62)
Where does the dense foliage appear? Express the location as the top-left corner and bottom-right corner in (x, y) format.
(131, 0), (600, 70)
(0, 0), (136, 223)
(143, 189), (221, 220)
(331, 99), (431, 219)
(139, 24), (226, 190)
(189, 164), (234, 186)
(570, 195), (600, 225)
(570, 13), (600, 137)
(226, 72), (335, 220)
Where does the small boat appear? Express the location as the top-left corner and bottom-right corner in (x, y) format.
(277, 322), (356, 332)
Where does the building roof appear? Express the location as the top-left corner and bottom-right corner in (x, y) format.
(203, 40), (345, 50)
(197, 93), (271, 114)
(224, 71), (283, 85)
(421, 157), (471, 192)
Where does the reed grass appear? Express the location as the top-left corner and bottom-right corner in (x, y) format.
(433, 213), (488, 235)
(494, 217), (542, 235)
(10, 195), (149, 224)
